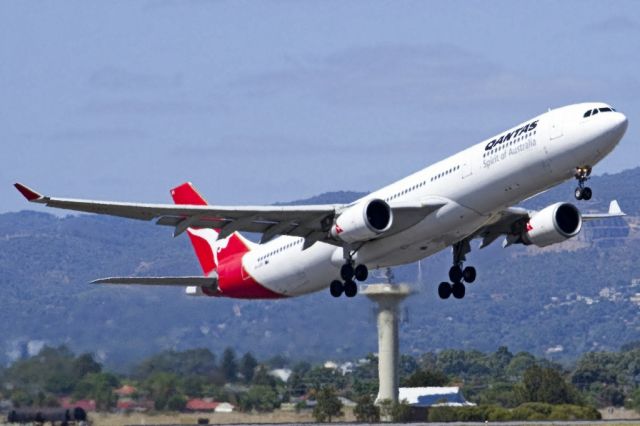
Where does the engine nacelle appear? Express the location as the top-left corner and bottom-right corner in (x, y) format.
(330, 199), (393, 244)
(521, 202), (582, 247)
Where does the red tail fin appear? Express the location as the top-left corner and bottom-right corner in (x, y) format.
(170, 182), (251, 276)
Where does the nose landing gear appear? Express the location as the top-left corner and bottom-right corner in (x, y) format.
(574, 166), (593, 201)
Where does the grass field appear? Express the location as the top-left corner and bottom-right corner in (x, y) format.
(90, 407), (357, 425)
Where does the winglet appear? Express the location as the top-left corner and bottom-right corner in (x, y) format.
(609, 200), (624, 216)
(14, 183), (44, 202)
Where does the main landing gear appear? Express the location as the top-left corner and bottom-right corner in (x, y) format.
(330, 248), (368, 298)
(438, 239), (476, 300)
(574, 166), (592, 201)
(330, 263), (368, 298)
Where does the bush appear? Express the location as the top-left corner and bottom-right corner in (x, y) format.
(166, 395), (187, 411)
(354, 395), (380, 422)
(427, 403), (600, 422)
(312, 386), (343, 422)
(549, 404), (601, 420)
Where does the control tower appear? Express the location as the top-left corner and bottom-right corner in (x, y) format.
(362, 283), (413, 405)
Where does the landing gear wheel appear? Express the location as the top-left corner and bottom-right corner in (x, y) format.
(438, 282), (452, 299)
(449, 265), (463, 283)
(330, 280), (343, 298)
(462, 266), (476, 283)
(340, 264), (354, 281)
(354, 264), (369, 282)
(452, 282), (466, 299)
(574, 166), (592, 201)
(344, 280), (358, 298)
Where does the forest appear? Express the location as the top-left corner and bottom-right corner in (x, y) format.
(1, 343), (639, 422)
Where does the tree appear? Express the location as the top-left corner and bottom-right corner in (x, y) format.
(402, 368), (448, 387)
(73, 372), (120, 411)
(241, 385), (279, 412)
(221, 347), (238, 383)
(240, 352), (258, 383)
(252, 365), (276, 388)
(627, 388), (640, 411)
(379, 399), (412, 422)
(354, 394), (380, 422)
(143, 372), (180, 410)
(135, 349), (217, 380)
(313, 386), (343, 422)
(166, 394), (187, 411)
(72, 353), (102, 380)
(516, 365), (579, 405)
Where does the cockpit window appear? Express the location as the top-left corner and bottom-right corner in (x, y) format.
(583, 106), (616, 119)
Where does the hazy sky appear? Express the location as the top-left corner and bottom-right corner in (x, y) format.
(2, 1), (639, 213)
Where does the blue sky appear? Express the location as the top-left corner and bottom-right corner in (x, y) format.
(2, 1), (639, 212)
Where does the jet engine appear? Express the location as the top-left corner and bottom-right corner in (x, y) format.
(521, 202), (582, 247)
(330, 199), (393, 244)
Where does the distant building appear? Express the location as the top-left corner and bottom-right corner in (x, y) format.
(338, 397), (356, 407)
(58, 397), (97, 412)
(116, 397), (152, 412)
(269, 368), (292, 382)
(114, 384), (137, 397)
(214, 402), (234, 413)
(186, 398), (219, 412)
(398, 387), (475, 407)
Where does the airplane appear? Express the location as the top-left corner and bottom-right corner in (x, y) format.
(15, 102), (628, 300)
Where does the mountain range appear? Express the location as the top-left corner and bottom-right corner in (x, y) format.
(1, 167), (640, 370)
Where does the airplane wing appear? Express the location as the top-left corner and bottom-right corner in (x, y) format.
(92, 276), (217, 288)
(474, 200), (626, 249)
(14, 183), (443, 246)
(15, 182), (339, 241)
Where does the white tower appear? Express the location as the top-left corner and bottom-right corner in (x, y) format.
(362, 283), (413, 405)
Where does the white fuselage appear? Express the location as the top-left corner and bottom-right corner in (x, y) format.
(243, 103), (628, 297)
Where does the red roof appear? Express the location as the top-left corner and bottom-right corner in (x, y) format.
(59, 397), (96, 411)
(186, 398), (219, 411)
(116, 398), (153, 411)
(114, 385), (137, 396)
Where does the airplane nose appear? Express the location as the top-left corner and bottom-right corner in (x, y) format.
(608, 112), (629, 139)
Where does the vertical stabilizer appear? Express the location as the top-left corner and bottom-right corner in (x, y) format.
(170, 182), (251, 276)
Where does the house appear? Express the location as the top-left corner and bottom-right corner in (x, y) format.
(269, 368), (292, 382)
(114, 384), (137, 397)
(58, 397), (97, 412)
(186, 398), (219, 412)
(398, 387), (476, 407)
(116, 397), (152, 412)
(214, 402), (234, 413)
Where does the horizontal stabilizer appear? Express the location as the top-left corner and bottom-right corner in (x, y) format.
(91, 276), (217, 288)
(582, 200), (626, 221)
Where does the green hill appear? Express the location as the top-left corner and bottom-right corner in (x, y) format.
(1, 168), (639, 370)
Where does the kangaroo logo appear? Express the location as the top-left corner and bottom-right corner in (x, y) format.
(187, 228), (230, 268)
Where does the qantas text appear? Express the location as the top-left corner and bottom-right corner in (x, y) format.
(484, 120), (538, 151)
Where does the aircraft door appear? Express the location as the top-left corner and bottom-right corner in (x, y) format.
(461, 163), (472, 178)
(549, 108), (564, 140)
